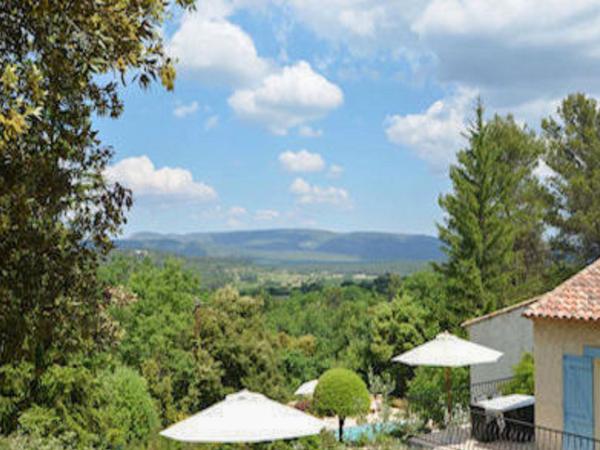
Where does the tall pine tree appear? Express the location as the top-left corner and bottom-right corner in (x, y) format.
(436, 101), (546, 324)
(543, 93), (600, 263)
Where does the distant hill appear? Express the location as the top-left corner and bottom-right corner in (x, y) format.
(116, 229), (443, 266)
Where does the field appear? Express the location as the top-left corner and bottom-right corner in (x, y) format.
(115, 248), (433, 292)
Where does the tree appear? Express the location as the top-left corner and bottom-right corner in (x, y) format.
(367, 294), (434, 393)
(0, 0), (192, 427)
(406, 367), (469, 426)
(265, 285), (377, 379)
(436, 101), (546, 323)
(194, 286), (287, 402)
(97, 366), (159, 448)
(401, 271), (452, 332)
(313, 368), (370, 442)
(107, 258), (222, 424)
(487, 115), (549, 298)
(542, 93), (600, 263)
(372, 273), (403, 300)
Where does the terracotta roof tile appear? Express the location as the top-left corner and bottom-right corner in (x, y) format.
(524, 258), (600, 321)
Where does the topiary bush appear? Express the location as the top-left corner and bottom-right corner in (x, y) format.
(313, 368), (370, 442)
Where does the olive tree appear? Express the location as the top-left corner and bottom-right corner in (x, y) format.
(313, 368), (370, 442)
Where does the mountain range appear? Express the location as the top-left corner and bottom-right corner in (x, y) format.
(116, 229), (443, 265)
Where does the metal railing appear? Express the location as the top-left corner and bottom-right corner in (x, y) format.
(411, 409), (600, 450)
(470, 377), (517, 402)
(404, 378), (599, 450)
(404, 377), (515, 427)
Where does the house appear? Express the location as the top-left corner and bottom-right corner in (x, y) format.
(523, 259), (600, 446)
(463, 298), (537, 386)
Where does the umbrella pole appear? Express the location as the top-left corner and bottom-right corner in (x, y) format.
(445, 367), (452, 421)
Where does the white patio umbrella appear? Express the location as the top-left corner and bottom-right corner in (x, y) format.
(392, 331), (503, 417)
(294, 379), (318, 397)
(160, 389), (326, 443)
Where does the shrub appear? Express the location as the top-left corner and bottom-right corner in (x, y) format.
(313, 368), (370, 442)
(0, 433), (71, 450)
(502, 353), (534, 395)
(405, 367), (469, 426)
(98, 366), (159, 448)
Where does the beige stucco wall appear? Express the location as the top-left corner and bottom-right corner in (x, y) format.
(596, 360), (600, 441)
(533, 318), (600, 436)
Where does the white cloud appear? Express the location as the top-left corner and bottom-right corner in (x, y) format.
(279, 149), (325, 173)
(173, 101), (199, 118)
(204, 115), (220, 131)
(412, 1), (600, 106)
(497, 97), (562, 128)
(289, 177), (350, 206)
(228, 206), (247, 217)
(285, 0), (426, 55)
(385, 88), (477, 171)
(168, 11), (271, 88)
(328, 164), (344, 178)
(414, 1), (600, 45)
(279, 0), (600, 122)
(298, 125), (323, 138)
(255, 209), (280, 221)
(228, 61), (343, 134)
(170, 0), (600, 129)
(106, 156), (217, 200)
(169, 3), (345, 134)
(290, 177), (311, 195)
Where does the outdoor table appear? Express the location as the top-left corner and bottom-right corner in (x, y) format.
(471, 394), (535, 443)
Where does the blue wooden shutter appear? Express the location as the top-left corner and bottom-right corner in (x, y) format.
(563, 354), (594, 450)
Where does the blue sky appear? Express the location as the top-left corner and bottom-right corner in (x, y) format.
(99, 1), (600, 236)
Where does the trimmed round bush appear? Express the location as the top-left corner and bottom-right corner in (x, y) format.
(313, 368), (370, 441)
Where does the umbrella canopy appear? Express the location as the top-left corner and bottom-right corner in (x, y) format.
(294, 379), (318, 397)
(392, 331), (503, 367)
(160, 390), (326, 443)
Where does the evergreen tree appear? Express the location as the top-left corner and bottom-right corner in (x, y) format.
(542, 93), (600, 263)
(488, 114), (549, 297)
(436, 101), (546, 323)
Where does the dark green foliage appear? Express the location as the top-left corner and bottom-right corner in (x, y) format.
(106, 258), (289, 426)
(436, 101), (547, 324)
(0, 358), (157, 449)
(16, 361), (102, 446)
(0, 0), (192, 372)
(313, 368), (370, 441)
(503, 353), (534, 395)
(486, 115), (549, 299)
(400, 271), (451, 331)
(0, 362), (34, 433)
(265, 285), (380, 378)
(97, 367), (159, 448)
(366, 294), (436, 393)
(193, 286), (287, 402)
(372, 273), (403, 300)
(109, 259), (204, 424)
(406, 367), (469, 426)
(0, 0), (192, 440)
(543, 93), (600, 262)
